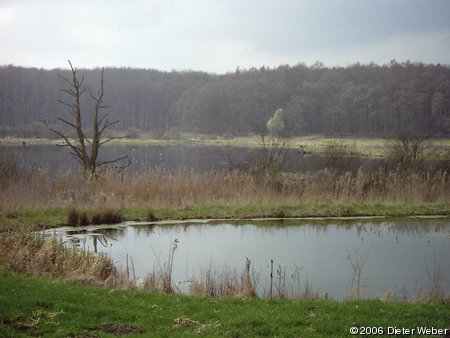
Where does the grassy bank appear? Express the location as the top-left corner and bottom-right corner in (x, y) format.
(1, 269), (448, 337)
(1, 203), (450, 231)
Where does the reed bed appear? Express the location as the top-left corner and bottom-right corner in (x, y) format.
(1, 167), (449, 214)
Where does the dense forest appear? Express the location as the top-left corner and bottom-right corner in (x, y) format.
(1, 61), (449, 138)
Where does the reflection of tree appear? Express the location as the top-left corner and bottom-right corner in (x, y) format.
(100, 228), (123, 239)
(92, 235), (110, 253)
(90, 229), (121, 253)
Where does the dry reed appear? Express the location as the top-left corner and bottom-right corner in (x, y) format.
(0, 230), (130, 288)
(1, 167), (449, 215)
(189, 258), (257, 298)
(141, 238), (179, 293)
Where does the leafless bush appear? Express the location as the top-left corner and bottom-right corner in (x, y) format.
(322, 140), (362, 174)
(224, 135), (290, 184)
(252, 135), (290, 175)
(384, 132), (429, 173)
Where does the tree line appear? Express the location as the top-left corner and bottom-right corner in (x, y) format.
(0, 61), (449, 138)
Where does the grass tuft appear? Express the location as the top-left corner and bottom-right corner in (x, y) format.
(146, 209), (158, 222)
(66, 208), (79, 226)
(91, 209), (123, 225)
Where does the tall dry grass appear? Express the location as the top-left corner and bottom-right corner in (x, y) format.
(0, 230), (130, 287)
(142, 238), (179, 293)
(189, 258), (257, 298)
(1, 166), (449, 214)
(276, 168), (450, 204)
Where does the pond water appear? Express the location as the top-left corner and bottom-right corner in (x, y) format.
(44, 218), (450, 300)
(3, 143), (359, 174)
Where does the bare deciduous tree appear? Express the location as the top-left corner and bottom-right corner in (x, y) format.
(385, 132), (428, 172)
(49, 60), (128, 177)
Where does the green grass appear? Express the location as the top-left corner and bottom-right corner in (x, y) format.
(2, 203), (450, 231)
(0, 208), (68, 229)
(0, 269), (448, 337)
(0, 203), (450, 229)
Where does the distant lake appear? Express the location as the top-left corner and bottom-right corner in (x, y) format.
(3, 144), (328, 174)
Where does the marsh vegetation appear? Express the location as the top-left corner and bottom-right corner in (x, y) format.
(1, 136), (450, 219)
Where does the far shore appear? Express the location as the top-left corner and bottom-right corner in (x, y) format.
(2, 135), (450, 157)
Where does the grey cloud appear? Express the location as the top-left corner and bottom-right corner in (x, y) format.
(1, 0), (449, 72)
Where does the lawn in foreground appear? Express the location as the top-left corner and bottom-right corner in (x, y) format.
(0, 270), (448, 337)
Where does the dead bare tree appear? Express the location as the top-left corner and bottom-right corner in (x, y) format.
(49, 60), (128, 177)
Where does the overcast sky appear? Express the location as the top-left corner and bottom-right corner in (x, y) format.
(1, 0), (450, 73)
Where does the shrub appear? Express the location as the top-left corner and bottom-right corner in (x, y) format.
(248, 135), (290, 180)
(384, 132), (428, 172)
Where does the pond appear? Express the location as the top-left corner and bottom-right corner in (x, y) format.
(44, 218), (450, 300)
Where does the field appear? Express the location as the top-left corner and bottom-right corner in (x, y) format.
(1, 269), (449, 337)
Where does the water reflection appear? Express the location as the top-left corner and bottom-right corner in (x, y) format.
(44, 219), (450, 300)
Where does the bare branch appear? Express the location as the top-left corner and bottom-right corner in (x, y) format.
(59, 88), (78, 97)
(57, 73), (75, 87)
(79, 75), (85, 88)
(49, 128), (83, 157)
(99, 119), (119, 136)
(96, 154), (129, 167)
(56, 117), (80, 131)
